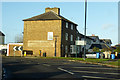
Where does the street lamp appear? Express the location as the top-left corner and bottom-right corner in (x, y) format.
(84, 0), (87, 60)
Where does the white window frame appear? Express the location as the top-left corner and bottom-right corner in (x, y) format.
(47, 32), (53, 40)
(78, 36), (80, 40)
(65, 45), (68, 53)
(66, 22), (68, 28)
(71, 24), (73, 30)
(65, 33), (68, 40)
(71, 35), (73, 41)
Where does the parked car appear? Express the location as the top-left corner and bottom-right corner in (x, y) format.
(0, 49), (7, 56)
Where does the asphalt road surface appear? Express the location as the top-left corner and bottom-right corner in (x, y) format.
(2, 57), (120, 80)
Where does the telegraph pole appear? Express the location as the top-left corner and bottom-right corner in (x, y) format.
(84, 0), (87, 60)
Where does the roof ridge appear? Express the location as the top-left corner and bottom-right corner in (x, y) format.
(48, 11), (61, 19)
(23, 11), (61, 21)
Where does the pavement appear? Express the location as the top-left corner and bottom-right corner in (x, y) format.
(2, 57), (120, 80)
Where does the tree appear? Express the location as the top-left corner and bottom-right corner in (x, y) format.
(15, 33), (23, 43)
(114, 46), (120, 53)
(93, 47), (100, 52)
(100, 49), (105, 52)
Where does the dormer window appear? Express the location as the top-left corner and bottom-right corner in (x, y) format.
(66, 22), (68, 28)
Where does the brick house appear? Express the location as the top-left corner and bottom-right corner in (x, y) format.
(23, 7), (80, 57)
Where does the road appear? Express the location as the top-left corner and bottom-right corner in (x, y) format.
(2, 57), (120, 80)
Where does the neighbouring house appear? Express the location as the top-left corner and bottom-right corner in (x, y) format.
(88, 34), (112, 52)
(110, 46), (116, 52)
(100, 39), (112, 47)
(115, 44), (120, 48)
(89, 44), (112, 58)
(23, 7), (81, 57)
(88, 34), (100, 44)
(0, 31), (5, 45)
(80, 34), (94, 52)
(89, 44), (110, 51)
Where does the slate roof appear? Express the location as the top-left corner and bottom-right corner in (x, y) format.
(100, 39), (112, 44)
(89, 44), (110, 49)
(0, 31), (5, 36)
(23, 11), (78, 26)
(76, 30), (94, 40)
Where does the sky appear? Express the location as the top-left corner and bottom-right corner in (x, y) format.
(1, 1), (118, 46)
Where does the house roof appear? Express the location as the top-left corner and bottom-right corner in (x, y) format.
(115, 44), (120, 47)
(111, 46), (116, 50)
(89, 44), (110, 49)
(23, 11), (78, 26)
(76, 30), (94, 40)
(0, 31), (5, 36)
(100, 39), (112, 44)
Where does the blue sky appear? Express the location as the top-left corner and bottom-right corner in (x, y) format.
(2, 2), (118, 46)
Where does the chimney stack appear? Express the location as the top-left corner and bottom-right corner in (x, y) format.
(45, 7), (60, 15)
(92, 34), (95, 36)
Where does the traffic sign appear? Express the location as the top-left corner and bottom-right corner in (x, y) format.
(76, 40), (86, 45)
(13, 46), (23, 51)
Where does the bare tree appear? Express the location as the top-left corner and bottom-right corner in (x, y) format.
(15, 33), (23, 43)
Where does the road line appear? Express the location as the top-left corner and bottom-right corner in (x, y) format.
(43, 64), (50, 66)
(72, 67), (119, 70)
(73, 71), (119, 75)
(58, 67), (74, 75)
(82, 76), (119, 80)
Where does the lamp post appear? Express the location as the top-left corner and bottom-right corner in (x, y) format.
(84, 0), (87, 60)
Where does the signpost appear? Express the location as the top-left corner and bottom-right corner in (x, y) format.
(76, 40), (86, 46)
(75, 40), (86, 58)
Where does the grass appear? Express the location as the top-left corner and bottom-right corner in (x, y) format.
(3, 56), (120, 67)
(36, 57), (120, 67)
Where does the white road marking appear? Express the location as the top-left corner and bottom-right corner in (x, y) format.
(58, 67), (74, 75)
(72, 67), (118, 70)
(43, 64), (50, 66)
(73, 71), (119, 75)
(82, 76), (120, 80)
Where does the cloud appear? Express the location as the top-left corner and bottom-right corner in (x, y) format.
(102, 24), (114, 30)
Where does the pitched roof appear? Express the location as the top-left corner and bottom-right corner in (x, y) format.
(89, 44), (110, 49)
(23, 11), (78, 25)
(0, 31), (5, 36)
(100, 39), (112, 44)
(76, 30), (94, 40)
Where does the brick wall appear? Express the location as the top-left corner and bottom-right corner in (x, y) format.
(23, 20), (62, 57)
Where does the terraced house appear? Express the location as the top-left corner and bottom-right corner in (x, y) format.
(23, 7), (82, 57)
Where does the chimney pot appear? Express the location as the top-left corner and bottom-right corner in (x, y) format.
(92, 34), (95, 36)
